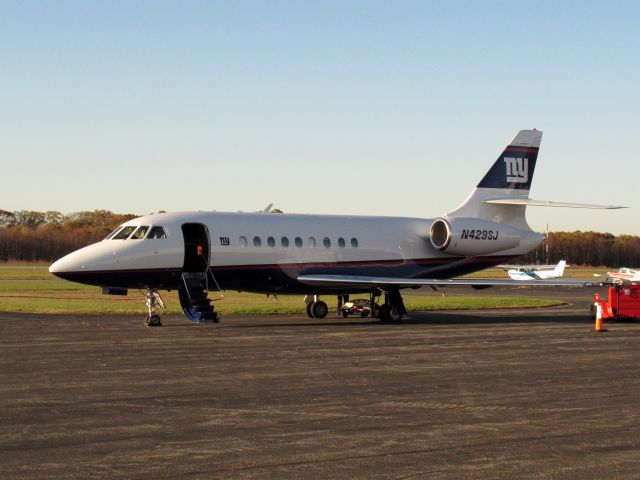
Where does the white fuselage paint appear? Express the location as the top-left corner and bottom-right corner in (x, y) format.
(50, 210), (543, 294)
(507, 270), (558, 281)
(52, 212), (434, 272)
(506, 260), (566, 281)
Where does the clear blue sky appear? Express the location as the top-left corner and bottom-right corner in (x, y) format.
(2, 1), (638, 234)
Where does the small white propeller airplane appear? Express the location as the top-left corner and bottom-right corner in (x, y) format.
(500, 260), (567, 281)
(594, 267), (640, 284)
(50, 129), (624, 326)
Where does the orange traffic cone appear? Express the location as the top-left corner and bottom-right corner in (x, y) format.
(594, 302), (607, 333)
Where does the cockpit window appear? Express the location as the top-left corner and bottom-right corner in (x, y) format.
(112, 226), (137, 240)
(130, 226), (149, 240)
(105, 226), (124, 240)
(147, 226), (167, 239)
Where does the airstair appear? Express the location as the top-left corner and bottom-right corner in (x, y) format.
(179, 268), (223, 323)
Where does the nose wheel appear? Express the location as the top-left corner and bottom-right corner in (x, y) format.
(143, 288), (165, 327)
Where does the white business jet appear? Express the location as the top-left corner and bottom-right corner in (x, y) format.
(50, 130), (622, 326)
(502, 260), (567, 281)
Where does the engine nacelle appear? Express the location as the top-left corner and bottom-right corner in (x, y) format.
(429, 217), (521, 255)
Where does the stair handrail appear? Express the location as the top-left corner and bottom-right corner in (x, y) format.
(180, 272), (194, 304)
(201, 256), (224, 300)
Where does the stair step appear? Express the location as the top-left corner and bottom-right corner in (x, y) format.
(191, 295), (211, 303)
(196, 317), (219, 324)
(181, 271), (220, 324)
(197, 309), (219, 323)
(193, 300), (212, 308)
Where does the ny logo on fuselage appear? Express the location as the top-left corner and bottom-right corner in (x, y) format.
(504, 157), (528, 183)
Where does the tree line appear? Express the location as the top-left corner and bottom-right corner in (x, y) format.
(516, 231), (640, 267)
(0, 210), (136, 262)
(1, 209), (639, 267)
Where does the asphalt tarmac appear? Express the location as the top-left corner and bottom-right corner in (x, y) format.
(2, 287), (640, 479)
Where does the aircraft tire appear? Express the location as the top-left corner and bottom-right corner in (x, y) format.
(379, 305), (402, 323)
(389, 307), (402, 323)
(146, 315), (162, 327)
(306, 302), (315, 318)
(342, 311), (349, 318)
(378, 305), (389, 322)
(311, 301), (328, 319)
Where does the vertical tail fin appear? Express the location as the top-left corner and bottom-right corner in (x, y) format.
(476, 130), (541, 190)
(446, 129), (542, 230)
(553, 260), (567, 277)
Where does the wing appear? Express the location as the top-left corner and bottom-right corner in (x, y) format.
(297, 274), (596, 289)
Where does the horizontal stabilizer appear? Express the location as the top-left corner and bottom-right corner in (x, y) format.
(298, 274), (600, 289)
(485, 198), (625, 209)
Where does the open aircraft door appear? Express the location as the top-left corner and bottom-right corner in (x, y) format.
(178, 223), (219, 323)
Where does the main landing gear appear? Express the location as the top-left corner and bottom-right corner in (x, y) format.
(143, 288), (165, 327)
(305, 288), (407, 323)
(377, 303), (402, 323)
(373, 287), (407, 323)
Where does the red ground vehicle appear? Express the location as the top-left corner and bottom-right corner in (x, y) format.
(593, 285), (640, 320)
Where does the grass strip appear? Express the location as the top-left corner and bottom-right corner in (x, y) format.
(0, 265), (566, 315)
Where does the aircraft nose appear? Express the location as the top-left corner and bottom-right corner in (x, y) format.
(49, 250), (86, 278)
(49, 242), (125, 286)
(49, 259), (61, 275)
(50, 246), (109, 285)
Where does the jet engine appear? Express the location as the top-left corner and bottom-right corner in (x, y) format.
(429, 217), (521, 256)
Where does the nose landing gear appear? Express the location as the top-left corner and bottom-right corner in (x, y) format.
(143, 288), (165, 327)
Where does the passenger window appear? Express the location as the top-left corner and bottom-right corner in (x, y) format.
(253, 236), (262, 247)
(105, 226), (123, 240)
(308, 237), (316, 248)
(147, 226), (167, 239)
(130, 226), (149, 240)
(351, 238), (359, 248)
(281, 237), (289, 248)
(294, 237), (303, 248)
(323, 237), (331, 248)
(267, 236), (276, 248)
(338, 237), (346, 248)
(239, 236), (248, 247)
(113, 226), (137, 240)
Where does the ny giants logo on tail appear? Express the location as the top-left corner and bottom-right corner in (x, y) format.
(504, 157), (528, 183)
